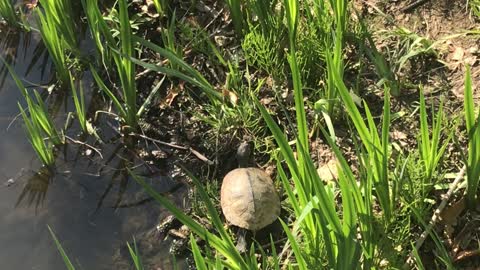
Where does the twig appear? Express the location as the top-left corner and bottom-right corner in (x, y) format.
(65, 135), (104, 159)
(404, 165), (466, 268)
(401, 0), (430, 12)
(132, 133), (214, 164)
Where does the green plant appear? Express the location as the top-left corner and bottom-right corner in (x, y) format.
(130, 36), (222, 102)
(91, 0), (138, 129)
(18, 103), (56, 167)
(0, 0), (20, 27)
(327, 51), (394, 223)
(38, 0), (78, 53)
(418, 87), (451, 183)
(160, 10), (183, 70)
(48, 226), (76, 270)
(470, 0), (480, 19)
(225, 0), (244, 36)
(81, 0), (116, 69)
(70, 74), (88, 134)
(3, 59), (61, 167)
(464, 65), (480, 209)
(152, 0), (167, 17)
(36, 7), (71, 85)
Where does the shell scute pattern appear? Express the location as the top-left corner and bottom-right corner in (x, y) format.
(221, 167), (280, 231)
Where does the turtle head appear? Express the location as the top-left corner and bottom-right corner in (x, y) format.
(236, 141), (252, 168)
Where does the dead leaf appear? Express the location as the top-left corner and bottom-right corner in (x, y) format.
(317, 159), (339, 183)
(24, 0), (38, 9)
(450, 46), (464, 62)
(440, 197), (465, 227)
(159, 82), (183, 109)
(222, 88), (238, 105)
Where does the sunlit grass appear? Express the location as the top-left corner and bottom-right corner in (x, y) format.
(38, 0), (78, 53)
(2, 58), (61, 167)
(91, 0), (138, 129)
(152, 0), (167, 17)
(418, 87), (451, 183)
(81, 0), (115, 69)
(36, 7), (71, 85)
(464, 65), (480, 209)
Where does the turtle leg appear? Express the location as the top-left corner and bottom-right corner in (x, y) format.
(235, 228), (248, 253)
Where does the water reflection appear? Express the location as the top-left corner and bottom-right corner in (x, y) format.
(0, 23), (186, 270)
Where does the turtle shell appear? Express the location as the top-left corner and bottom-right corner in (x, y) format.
(220, 167), (280, 231)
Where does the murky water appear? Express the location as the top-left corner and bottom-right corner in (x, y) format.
(0, 27), (186, 269)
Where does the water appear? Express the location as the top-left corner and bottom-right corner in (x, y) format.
(0, 26), (186, 269)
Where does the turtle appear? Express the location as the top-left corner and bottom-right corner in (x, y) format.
(220, 141), (281, 252)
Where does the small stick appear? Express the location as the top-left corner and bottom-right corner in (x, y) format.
(401, 0), (430, 12)
(65, 135), (104, 159)
(132, 133), (214, 164)
(404, 165), (466, 268)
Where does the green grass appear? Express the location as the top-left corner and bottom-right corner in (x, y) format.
(418, 87), (451, 183)
(2, 58), (61, 167)
(81, 0), (116, 69)
(464, 65), (480, 209)
(38, 0), (78, 53)
(0, 0), (20, 27)
(152, 0), (167, 17)
(91, 0), (139, 129)
(36, 6), (71, 85)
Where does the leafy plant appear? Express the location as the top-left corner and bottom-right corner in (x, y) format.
(464, 65), (480, 208)
(70, 74), (88, 134)
(130, 36), (222, 102)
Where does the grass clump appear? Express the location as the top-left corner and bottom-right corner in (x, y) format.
(36, 6), (71, 85)
(38, 0), (78, 53)
(0, 0), (20, 27)
(90, 0), (139, 130)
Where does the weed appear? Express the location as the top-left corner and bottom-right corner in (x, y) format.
(36, 6), (71, 85)
(3, 59), (61, 167)
(464, 65), (480, 209)
(82, 0), (116, 69)
(91, 0), (139, 129)
(38, 0), (78, 53)
(418, 87), (451, 183)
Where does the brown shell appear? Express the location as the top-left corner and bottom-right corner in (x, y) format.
(220, 167), (280, 231)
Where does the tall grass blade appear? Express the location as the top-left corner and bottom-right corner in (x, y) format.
(126, 239), (144, 270)
(464, 65), (480, 208)
(47, 225), (76, 270)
